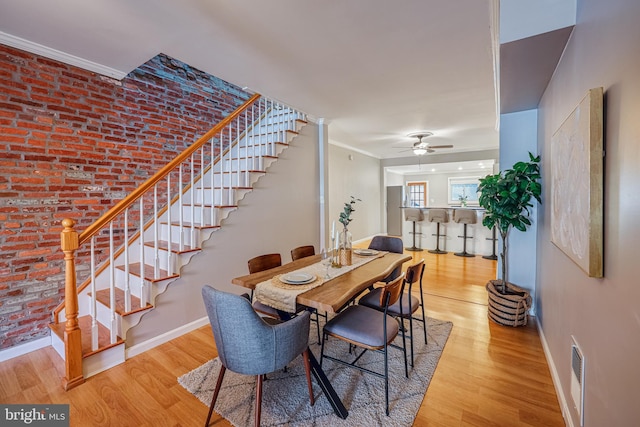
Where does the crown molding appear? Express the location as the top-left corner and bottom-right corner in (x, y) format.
(0, 31), (127, 80)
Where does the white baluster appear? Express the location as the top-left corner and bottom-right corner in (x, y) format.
(139, 196), (146, 307)
(124, 208), (131, 313)
(179, 164), (184, 251)
(109, 222), (117, 344)
(166, 173), (172, 276)
(229, 123), (233, 206)
(200, 148), (205, 227)
(237, 115), (241, 191)
(90, 236), (98, 351)
(210, 136), (216, 226)
(153, 184), (159, 280)
(190, 154), (195, 247)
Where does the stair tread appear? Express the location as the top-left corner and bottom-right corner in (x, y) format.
(193, 186), (252, 190)
(92, 288), (153, 316)
(213, 170), (266, 174)
(49, 315), (124, 358)
(188, 203), (238, 208)
(144, 240), (201, 254)
(228, 155), (277, 160)
(116, 262), (179, 283)
(163, 221), (220, 230)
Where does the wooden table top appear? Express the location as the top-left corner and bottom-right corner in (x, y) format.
(231, 252), (412, 313)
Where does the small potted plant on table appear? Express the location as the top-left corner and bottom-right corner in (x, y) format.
(478, 153), (541, 326)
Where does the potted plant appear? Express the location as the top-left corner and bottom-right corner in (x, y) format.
(477, 153), (541, 326)
(336, 196), (360, 266)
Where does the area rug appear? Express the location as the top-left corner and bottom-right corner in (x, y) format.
(178, 316), (452, 426)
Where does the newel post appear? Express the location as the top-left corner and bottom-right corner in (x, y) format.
(60, 218), (84, 390)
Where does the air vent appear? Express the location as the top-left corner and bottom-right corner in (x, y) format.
(570, 337), (585, 426)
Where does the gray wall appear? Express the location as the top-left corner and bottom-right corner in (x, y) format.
(328, 144), (382, 242)
(536, 0), (640, 424)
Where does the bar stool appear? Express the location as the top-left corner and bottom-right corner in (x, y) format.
(482, 212), (498, 260)
(404, 208), (424, 252)
(427, 208), (449, 254)
(453, 209), (477, 257)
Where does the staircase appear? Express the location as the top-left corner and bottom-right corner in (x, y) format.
(50, 94), (308, 389)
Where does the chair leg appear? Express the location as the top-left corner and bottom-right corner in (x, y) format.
(420, 302), (427, 345)
(408, 315), (415, 368)
(399, 318), (408, 378)
(205, 365), (226, 427)
(384, 344), (390, 416)
(255, 374), (263, 427)
(314, 310), (321, 345)
(302, 348), (315, 406)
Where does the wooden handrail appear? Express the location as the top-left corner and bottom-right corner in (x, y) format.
(77, 93), (261, 246)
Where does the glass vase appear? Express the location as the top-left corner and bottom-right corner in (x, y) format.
(339, 227), (353, 266)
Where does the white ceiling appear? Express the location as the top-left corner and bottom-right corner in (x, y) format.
(0, 0), (501, 163)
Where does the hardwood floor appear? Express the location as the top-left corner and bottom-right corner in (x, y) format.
(0, 244), (564, 426)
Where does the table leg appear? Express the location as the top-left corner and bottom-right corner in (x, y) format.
(307, 349), (348, 419)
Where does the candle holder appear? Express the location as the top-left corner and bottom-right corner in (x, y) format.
(330, 237), (341, 268)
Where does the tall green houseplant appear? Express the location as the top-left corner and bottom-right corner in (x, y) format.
(478, 153), (542, 294)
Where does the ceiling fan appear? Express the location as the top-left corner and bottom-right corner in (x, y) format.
(398, 132), (453, 156)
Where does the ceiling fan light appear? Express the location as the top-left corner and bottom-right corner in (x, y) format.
(413, 147), (427, 155)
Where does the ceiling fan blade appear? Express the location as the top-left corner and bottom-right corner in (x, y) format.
(428, 144), (454, 149)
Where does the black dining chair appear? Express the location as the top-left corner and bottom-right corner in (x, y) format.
(359, 259), (427, 368)
(368, 235), (404, 284)
(320, 274), (407, 416)
(202, 285), (314, 427)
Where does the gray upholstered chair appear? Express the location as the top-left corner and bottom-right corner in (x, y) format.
(368, 235), (404, 284)
(320, 274), (407, 416)
(201, 285), (314, 427)
(358, 259), (427, 368)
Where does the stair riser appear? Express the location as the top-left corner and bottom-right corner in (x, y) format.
(237, 143), (286, 158)
(222, 157), (276, 171)
(190, 188), (251, 206)
(207, 171), (264, 187)
(159, 224), (203, 246)
(181, 205), (236, 224)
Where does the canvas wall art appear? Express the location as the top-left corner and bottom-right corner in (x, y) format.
(550, 87), (604, 277)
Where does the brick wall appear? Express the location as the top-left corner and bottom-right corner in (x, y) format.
(0, 44), (250, 349)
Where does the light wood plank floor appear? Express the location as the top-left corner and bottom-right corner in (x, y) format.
(0, 243), (564, 426)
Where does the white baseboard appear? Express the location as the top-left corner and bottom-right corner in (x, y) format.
(537, 317), (573, 427)
(125, 317), (210, 359)
(0, 336), (51, 362)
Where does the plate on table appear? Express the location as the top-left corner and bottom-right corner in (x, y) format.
(280, 273), (316, 285)
(354, 249), (379, 256)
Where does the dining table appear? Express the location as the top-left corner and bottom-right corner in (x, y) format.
(231, 250), (412, 419)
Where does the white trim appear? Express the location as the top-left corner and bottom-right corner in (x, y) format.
(0, 31), (127, 80)
(537, 317), (573, 427)
(329, 139), (380, 159)
(0, 335), (51, 362)
(125, 317), (210, 359)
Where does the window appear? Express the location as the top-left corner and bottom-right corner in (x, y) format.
(407, 182), (427, 207)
